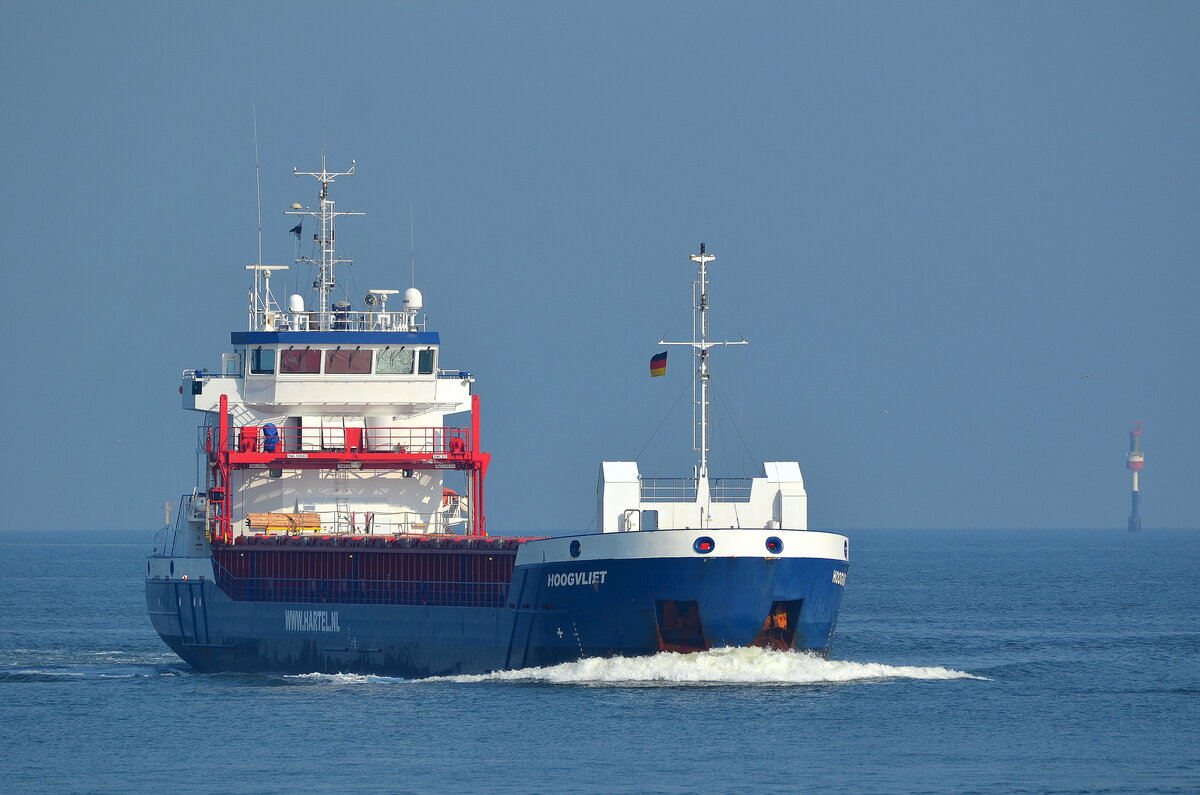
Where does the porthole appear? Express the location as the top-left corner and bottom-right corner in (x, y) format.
(569, 540), (581, 558)
(693, 536), (715, 554)
(765, 536), (783, 555)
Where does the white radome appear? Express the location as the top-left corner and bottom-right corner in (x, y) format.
(403, 287), (423, 311)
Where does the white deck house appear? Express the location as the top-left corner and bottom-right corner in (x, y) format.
(597, 461), (808, 532)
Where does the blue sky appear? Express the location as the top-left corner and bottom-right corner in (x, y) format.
(2, 2), (1196, 531)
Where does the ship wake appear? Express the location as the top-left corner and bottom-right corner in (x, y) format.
(423, 647), (986, 686)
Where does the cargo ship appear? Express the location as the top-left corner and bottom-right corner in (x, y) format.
(146, 157), (850, 676)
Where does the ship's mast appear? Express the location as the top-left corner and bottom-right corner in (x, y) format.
(694, 245), (715, 480)
(661, 244), (747, 517)
(284, 154), (363, 330)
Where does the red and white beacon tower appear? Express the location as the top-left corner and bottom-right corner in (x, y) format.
(1126, 420), (1144, 533)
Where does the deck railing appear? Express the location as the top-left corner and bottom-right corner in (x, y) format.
(255, 309), (425, 333)
(203, 424), (472, 456)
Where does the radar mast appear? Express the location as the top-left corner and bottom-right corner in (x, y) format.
(284, 154), (363, 330)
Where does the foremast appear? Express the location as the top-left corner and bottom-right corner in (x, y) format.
(660, 243), (746, 516)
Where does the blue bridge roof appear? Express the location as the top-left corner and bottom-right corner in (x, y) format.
(231, 331), (441, 345)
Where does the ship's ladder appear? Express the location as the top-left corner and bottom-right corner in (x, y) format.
(333, 469), (352, 533)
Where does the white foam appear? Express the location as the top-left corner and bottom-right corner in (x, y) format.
(421, 647), (987, 686)
(266, 649), (986, 687)
(283, 672), (407, 685)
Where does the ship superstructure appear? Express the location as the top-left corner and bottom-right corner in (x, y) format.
(147, 161), (849, 676)
(186, 157), (487, 549)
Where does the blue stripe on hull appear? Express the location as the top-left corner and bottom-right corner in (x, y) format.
(147, 556), (846, 677)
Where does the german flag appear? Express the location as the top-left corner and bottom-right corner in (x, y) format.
(650, 351), (668, 377)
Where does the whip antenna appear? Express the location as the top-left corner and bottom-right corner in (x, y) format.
(253, 107), (263, 268)
(409, 192), (416, 288)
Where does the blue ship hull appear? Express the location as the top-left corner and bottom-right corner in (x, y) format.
(147, 542), (848, 678)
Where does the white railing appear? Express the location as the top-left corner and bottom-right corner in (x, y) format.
(252, 309), (426, 333)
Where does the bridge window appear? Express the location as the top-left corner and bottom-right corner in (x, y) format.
(250, 348), (276, 375)
(377, 348), (414, 374)
(418, 349), (436, 375)
(279, 349), (321, 374)
(324, 349), (372, 374)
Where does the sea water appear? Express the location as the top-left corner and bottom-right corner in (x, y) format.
(1, 529), (1196, 794)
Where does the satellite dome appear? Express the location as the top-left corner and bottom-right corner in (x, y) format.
(288, 294), (305, 312)
(403, 288), (423, 311)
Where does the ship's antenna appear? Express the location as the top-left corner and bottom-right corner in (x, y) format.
(409, 191), (416, 288)
(247, 107), (267, 330)
(286, 153), (362, 330)
(243, 111), (289, 331)
(253, 108), (263, 269)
